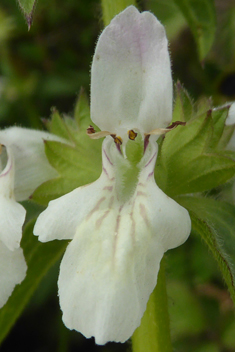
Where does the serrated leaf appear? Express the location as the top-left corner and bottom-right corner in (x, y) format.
(219, 125), (235, 150)
(176, 196), (235, 304)
(156, 108), (235, 196)
(18, 0), (37, 29)
(48, 108), (74, 142)
(31, 140), (102, 205)
(156, 111), (212, 192)
(173, 0), (216, 60)
(74, 88), (91, 128)
(44, 141), (100, 178)
(173, 81), (194, 122)
(32, 90), (103, 205)
(0, 220), (67, 343)
(171, 153), (235, 195)
(209, 107), (229, 149)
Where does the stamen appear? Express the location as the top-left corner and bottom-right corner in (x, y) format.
(128, 130), (138, 141)
(87, 125), (96, 134)
(143, 121), (186, 153)
(145, 121), (186, 136)
(166, 121), (186, 130)
(111, 135), (122, 145)
(111, 135), (123, 154)
(87, 125), (112, 139)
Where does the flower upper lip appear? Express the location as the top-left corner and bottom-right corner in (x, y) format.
(90, 5), (173, 137)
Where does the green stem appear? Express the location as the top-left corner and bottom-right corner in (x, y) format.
(132, 257), (172, 352)
(101, 0), (137, 26)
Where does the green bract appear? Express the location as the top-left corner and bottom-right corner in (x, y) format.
(156, 85), (235, 197)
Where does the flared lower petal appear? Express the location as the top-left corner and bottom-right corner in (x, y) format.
(34, 139), (115, 242)
(58, 225), (164, 344)
(58, 140), (191, 344)
(35, 137), (191, 344)
(34, 177), (111, 241)
(0, 242), (27, 308)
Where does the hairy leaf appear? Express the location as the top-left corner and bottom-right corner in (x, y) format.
(176, 196), (235, 304)
(32, 91), (102, 205)
(156, 105), (235, 196)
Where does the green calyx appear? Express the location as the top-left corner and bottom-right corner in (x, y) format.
(113, 133), (147, 202)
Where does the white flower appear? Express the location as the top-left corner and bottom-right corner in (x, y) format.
(0, 145), (26, 308)
(0, 127), (64, 308)
(34, 6), (191, 345)
(0, 127), (62, 201)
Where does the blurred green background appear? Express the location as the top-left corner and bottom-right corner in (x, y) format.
(1, 0), (235, 351)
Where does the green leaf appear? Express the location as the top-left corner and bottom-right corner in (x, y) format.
(47, 108), (74, 142)
(168, 281), (206, 339)
(32, 91), (103, 205)
(74, 88), (92, 128)
(209, 107), (230, 149)
(156, 107), (235, 196)
(173, 81), (194, 122)
(219, 125), (235, 150)
(32, 140), (101, 205)
(176, 196), (235, 305)
(132, 258), (172, 352)
(32, 177), (83, 205)
(0, 220), (67, 343)
(173, 0), (216, 60)
(18, 0), (37, 29)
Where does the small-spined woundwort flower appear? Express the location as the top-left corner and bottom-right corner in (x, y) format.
(0, 127), (65, 308)
(34, 6), (191, 345)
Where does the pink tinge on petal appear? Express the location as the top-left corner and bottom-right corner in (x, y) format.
(91, 6), (173, 136)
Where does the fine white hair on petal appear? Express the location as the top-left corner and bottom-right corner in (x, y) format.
(0, 127), (64, 201)
(91, 5), (172, 136)
(0, 242), (27, 308)
(57, 140), (191, 344)
(226, 102), (235, 126)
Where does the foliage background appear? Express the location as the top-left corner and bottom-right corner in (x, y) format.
(1, 0), (235, 351)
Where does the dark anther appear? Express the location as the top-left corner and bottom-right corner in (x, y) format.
(87, 125), (96, 134)
(110, 134), (123, 154)
(166, 121), (186, 130)
(128, 130), (138, 141)
(113, 136), (123, 145)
